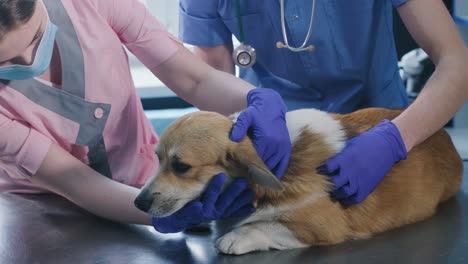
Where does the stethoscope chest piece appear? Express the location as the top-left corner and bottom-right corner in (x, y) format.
(233, 43), (256, 68)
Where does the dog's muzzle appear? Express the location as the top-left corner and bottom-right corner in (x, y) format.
(134, 190), (154, 212)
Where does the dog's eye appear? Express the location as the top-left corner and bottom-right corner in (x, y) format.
(172, 160), (192, 174)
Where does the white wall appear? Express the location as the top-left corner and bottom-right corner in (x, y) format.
(454, 0), (468, 19)
(142, 0), (179, 35)
(454, 0), (468, 128)
(455, 0), (468, 42)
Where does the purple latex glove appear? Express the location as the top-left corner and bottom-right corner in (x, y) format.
(152, 173), (255, 234)
(230, 88), (291, 178)
(323, 120), (407, 205)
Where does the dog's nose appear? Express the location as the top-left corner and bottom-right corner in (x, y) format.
(134, 198), (153, 212)
(134, 191), (154, 212)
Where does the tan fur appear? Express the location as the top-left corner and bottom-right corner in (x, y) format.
(140, 107), (463, 249)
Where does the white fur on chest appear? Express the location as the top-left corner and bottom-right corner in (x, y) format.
(215, 190), (327, 234)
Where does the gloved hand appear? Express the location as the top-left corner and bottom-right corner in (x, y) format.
(230, 88), (291, 178)
(152, 173), (255, 234)
(322, 120), (407, 205)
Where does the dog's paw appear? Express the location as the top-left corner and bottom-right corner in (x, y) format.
(216, 230), (252, 255)
(215, 228), (268, 255)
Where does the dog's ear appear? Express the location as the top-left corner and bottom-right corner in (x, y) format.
(246, 161), (285, 191)
(229, 139), (285, 191)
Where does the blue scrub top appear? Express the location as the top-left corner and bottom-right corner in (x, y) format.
(179, 0), (410, 113)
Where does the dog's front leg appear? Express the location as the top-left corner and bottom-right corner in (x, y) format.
(215, 221), (307, 255)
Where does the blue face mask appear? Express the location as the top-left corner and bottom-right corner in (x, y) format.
(0, 20), (58, 80)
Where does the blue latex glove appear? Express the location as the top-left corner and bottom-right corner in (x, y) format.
(323, 120), (407, 205)
(230, 88), (291, 178)
(152, 173), (255, 234)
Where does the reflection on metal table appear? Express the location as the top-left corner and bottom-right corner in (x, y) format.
(1, 163), (466, 264)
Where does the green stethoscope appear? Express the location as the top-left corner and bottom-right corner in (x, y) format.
(232, 0), (317, 68)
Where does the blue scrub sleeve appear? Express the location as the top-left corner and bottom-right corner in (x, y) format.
(391, 0), (409, 8)
(178, 0), (233, 46)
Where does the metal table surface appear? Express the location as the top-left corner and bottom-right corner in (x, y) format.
(0, 162), (466, 264)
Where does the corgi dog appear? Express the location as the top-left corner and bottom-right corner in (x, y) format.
(135, 107), (463, 255)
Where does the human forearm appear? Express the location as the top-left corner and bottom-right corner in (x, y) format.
(32, 142), (151, 225)
(64, 173), (152, 225)
(192, 65), (253, 114)
(152, 47), (253, 115)
(194, 45), (235, 75)
(393, 51), (468, 151)
(393, 0), (468, 151)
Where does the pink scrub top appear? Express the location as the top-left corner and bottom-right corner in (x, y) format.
(0, 0), (182, 193)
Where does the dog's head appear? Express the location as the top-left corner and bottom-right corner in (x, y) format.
(134, 111), (284, 217)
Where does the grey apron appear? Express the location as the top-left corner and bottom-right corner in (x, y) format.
(0, 0), (113, 178)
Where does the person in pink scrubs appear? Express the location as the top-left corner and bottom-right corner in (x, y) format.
(0, 0), (291, 227)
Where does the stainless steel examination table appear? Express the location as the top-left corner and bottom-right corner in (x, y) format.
(1, 131), (467, 264)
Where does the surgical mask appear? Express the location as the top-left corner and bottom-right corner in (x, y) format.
(0, 20), (58, 80)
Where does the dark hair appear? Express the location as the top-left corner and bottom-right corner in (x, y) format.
(0, 0), (36, 39)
